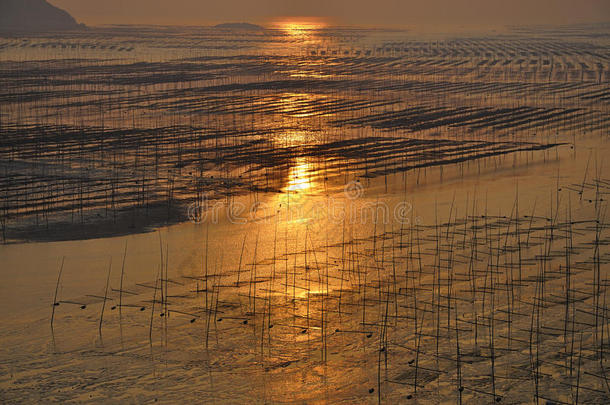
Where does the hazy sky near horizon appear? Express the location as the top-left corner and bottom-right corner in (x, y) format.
(51, 0), (609, 27)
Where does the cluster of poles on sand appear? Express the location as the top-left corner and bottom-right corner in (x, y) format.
(50, 176), (609, 402)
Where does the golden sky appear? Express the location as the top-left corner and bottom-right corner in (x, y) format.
(51, 0), (609, 27)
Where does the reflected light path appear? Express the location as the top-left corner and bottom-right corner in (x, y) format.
(274, 156), (324, 228)
(285, 158), (314, 193)
(274, 18), (329, 37)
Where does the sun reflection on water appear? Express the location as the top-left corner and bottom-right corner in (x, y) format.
(273, 18), (329, 37)
(277, 92), (324, 118)
(273, 156), (321, 227)
(285, 158), (314, 193)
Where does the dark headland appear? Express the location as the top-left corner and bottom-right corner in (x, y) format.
(0, 0), (84, 32)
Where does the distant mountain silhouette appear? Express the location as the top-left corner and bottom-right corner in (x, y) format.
(0, 0), (84, 32)
(214, 23), (264, 31)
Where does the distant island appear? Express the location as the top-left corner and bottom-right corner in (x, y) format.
(0, 0), (84, 32)
(213, 23), (264, 31)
